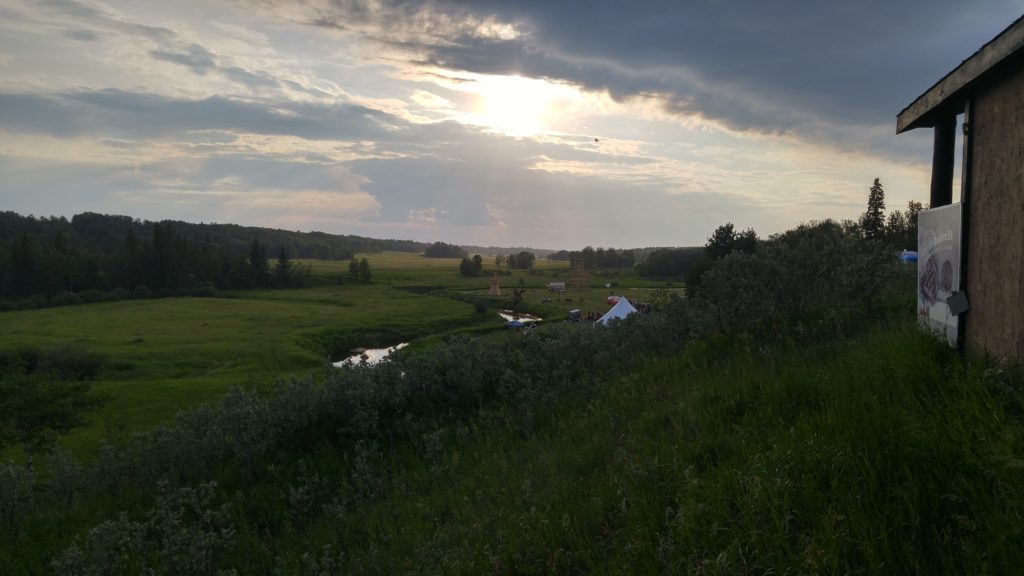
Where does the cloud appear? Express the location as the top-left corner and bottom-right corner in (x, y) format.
(149, 43), (283, 90)
(62, 28), (100, 41)
(0, 89), (401, 141)
(149, 44), (218, 74)
(255, 0), (1024, 140)
(0, 0), (990, 247)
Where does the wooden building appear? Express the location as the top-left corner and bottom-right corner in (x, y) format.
(897, 16), (1024, 360)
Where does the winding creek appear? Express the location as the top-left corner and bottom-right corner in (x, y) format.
(333, 311), (544, 368)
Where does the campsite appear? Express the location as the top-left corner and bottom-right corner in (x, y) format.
(5, 5), (1024, 575)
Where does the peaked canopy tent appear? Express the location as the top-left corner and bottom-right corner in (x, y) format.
(594, 296), (638, 326)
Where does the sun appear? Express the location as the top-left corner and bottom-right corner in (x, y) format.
(464, 74), (581, 137)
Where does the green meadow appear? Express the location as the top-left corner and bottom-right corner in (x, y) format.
(1, 252), (667, 456)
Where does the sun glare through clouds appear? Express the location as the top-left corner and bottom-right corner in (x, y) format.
(459, 74), (583, 137)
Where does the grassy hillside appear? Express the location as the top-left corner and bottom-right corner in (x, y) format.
(233, 324), (1024, 574)
(4, 320), (1023, 574)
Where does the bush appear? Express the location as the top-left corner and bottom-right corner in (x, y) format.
(0, 300), (14, 312)
(192, 285), (218, 298)
(40, 344), (105, 380)
(700, 220), (899, 334)
(132, 285), (153, 299)
(0, 344), (105, 380)
(77, 289), (108, 304)
(50, 292), (81, 307)
(0, 365), (105, 451)
(473, 299), (488, 314)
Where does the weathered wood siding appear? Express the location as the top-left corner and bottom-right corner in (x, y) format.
(965, 63), (1024, 360)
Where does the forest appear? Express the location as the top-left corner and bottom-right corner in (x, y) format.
(0, 211), (426, 305)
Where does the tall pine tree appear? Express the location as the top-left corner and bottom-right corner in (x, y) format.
(249, 238), (269, 286)
(861, 178), (886, 240)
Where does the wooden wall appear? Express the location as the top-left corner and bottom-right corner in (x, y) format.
(965, 63), (1024, 360)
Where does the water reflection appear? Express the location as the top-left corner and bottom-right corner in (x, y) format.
(497, 311), (543, 323)
(333, 343), (409, 367)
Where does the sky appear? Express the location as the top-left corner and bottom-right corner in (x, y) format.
(1, 1), (1021, 249)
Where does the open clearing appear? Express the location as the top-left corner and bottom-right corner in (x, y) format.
(2, 252), (678, 456)
(1, 282), (475, 455)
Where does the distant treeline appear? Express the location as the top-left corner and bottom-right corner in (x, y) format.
(546, 246), (636, 268)
(0, 211), (425, 304)
(460, 244), (555, 259)
(423, 242), (468, 259)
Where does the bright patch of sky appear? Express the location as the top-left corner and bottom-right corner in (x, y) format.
(0, 0), (1020, 248)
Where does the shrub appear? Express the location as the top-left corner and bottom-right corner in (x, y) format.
(0, 462), (35, 537)
(50, 292), (81, 307)
(40, 344), (106, 380)
(192, 285), (218, 298)
(473, 299), (488, 314)
(77, 289), (108, 304)
(0, 343), (105, 380)
(132, 285), (153, 299)
(0, 300), (14, 312)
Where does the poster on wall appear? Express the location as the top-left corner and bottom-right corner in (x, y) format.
(918, 203), (962, 346)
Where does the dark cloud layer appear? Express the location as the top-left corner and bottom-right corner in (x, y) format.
(282, 0), (1023, 136)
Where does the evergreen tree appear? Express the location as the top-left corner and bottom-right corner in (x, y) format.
(861, 178), (886, 240)
(12, 232), (37, 297)
(358, 257), (371, 282)
(885, 210), (908, 248)
(274, 247), (292, 286)
(249, 238), (269, 285)
(349, 258), (359, 277)
(905, 200), (924, 251)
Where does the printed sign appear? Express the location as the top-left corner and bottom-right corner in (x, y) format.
(918, 203), (962, 346)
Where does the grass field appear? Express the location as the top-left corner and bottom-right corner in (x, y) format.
(2, 252), (673, 457)
(1, 283), (478, 456)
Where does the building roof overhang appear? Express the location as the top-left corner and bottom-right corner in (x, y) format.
(897, 15), (1024, 134)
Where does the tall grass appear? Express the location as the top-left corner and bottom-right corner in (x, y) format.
(276, 323), (1021, 574)
(4, 319), (1023, 574)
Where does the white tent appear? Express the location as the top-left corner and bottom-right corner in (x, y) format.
(594, 296), (638, 326)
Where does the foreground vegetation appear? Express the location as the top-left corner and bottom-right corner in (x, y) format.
(3, 216), (1021, 573)
(4, 306), (1023, 573)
